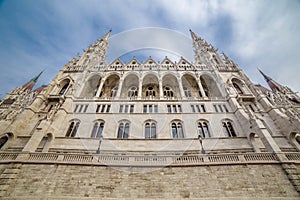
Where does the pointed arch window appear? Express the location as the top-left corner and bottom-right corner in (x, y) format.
(171, 121), (184, 139)
(91, 121), (104, 139)
(183, 87), (192, 97)
(146, 86), (156, 98)
(59, 81), (70, 95)
(222, 120), (236, 137)
(145, 121), (156, 139)
(128, 86), (138, 98)
(213, 55), (220, 64)
(198, 121), (210, 138)
(66, 121), (80, 137)
(117, 121), (130, 139)
(233, 83), (243, 94)
(163, 86), (174, 98)
(110, 86), (118, 97)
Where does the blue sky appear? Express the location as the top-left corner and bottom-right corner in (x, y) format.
(0, 0), (299, 98)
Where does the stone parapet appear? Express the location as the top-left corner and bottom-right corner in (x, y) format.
(1, 152), (299, 167)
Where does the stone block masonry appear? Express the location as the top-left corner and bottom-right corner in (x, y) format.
(0, 163), (299, 199)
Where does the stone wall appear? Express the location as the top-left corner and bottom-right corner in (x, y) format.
(0, 163), (299, 199)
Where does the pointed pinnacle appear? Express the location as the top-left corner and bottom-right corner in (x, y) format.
(189, 29), (199, 41)
(32, 70), (43, 83)
(103, 30), (111, 41)
(258, 68), (272, 82)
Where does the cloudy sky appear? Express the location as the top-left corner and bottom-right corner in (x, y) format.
(0, 0), (299, 98)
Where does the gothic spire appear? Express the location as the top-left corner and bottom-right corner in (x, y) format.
(258, 69), (283, 92)
(22, 71), (43, 91)
(79, 30), (111, 66)
(189, 29), (217, 64)
(93, 29), (111, 47)
(103, 29), (112, 41)
(189, 29), (199, 42)
(189, 29), (206, 46)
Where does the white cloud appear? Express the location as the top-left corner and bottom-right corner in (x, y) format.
(0, 0), (299, 98)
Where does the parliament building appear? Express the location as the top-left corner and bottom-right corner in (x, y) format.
(0, 30), (300, 199)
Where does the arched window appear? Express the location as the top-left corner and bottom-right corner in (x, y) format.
(145, 121), (156, 139)
(146, 86), (156, 98)
(80, 76), (101, 98)
(117, 121), (130, 139)
(171, 121), (184, 139)
(100, 74), (120, 98)
(222, 120), (236, 137)
(66, 121), (80, 137)
(198, 121), (210, 138)
(213, 55), (219, 64)
(91, 121), (104, 139)
(233, 83), (243, 94)
(59, 81), (70, 95)
(110, 86), (118, 97)
(128, 86), (138, 98)
(183, 87), (192, 97)
(163, 86), (174, 98)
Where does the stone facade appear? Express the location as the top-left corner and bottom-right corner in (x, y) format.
(0, 163), (299, 199)
(0, 30), (299, 198)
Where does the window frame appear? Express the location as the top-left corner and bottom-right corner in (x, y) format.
(144, 120), (157, 139)
(197, 120), (211, 138)
(171, 121), (184, 139)
(91, 121), (105, 139)
(66, 120), (80, 137)
(222, 120), (237, 137)
(117, 121), (130, 139)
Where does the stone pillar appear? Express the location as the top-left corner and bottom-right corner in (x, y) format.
(252, 118), (282, 153)
(138, 80), (143, 99)
(95, 79), (105, 97)
(116, 78), (124, 98)
(197, 79), (206, 98)
(248, 133), (261, 153)
(159, 79), (163, 99)
(178, 78), (185, 99)
(22, 131), (45, 152)
(42, 134), (53, 153)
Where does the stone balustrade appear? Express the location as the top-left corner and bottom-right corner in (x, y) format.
(0, 152), (299, 167)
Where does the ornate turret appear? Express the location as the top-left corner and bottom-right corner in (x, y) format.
(189, 29), (218, 65)
(0, 71), (45, 120)
(78, 30), (111, 67)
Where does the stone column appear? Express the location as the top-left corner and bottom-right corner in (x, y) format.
(159, 79), (163, 99)
(22, 131), (45, 152)
(178, 79), (185, 99)
(42, 134), (53, 153)
(197, 79), (206, 97)
(253, 118), (282, 153)
(96, 79), (105, 97)
(116, 78), (124, 98)
(138, 80), (143, 99)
